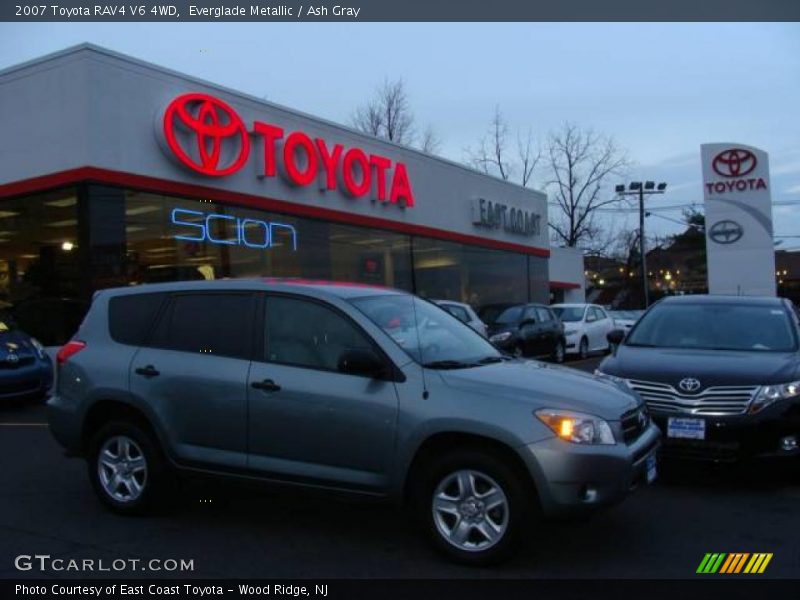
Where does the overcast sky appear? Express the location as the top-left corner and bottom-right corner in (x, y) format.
(1, 22), (798, 248)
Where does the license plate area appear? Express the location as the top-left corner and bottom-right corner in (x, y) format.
(645, 453), (657, 484)
(667, 417), (706, 440)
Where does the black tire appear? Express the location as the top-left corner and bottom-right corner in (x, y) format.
(411, 448), (535, 566)
(551, 340), (565, 364)
(87, 420), (172, 516)
(578, 336), (589, 359)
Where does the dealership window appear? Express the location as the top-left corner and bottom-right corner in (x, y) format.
(412, 237), (529, 309)
(107, 188), (413, 291)
(0, 187), (83, 345)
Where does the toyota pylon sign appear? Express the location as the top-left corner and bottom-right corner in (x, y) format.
(701, 143), (775, 296)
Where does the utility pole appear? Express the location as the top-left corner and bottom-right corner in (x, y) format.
(616, 181), (668, 308)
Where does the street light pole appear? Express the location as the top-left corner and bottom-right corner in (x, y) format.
(639, 185), (649, 308)
(615, 181), (668, 309)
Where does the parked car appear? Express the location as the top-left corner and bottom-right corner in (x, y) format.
(608, 309), (644, 333)
(48, 280), (659, 565)
(486, 304), (567, 363)
(552, 303), (616, 359)
(597, 295), (800, 463)
(433, 299), (488, 337)
(0, 312), (53, 403)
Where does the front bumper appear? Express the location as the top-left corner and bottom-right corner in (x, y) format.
(518, 422), (660, 517)
(0, 360), (53, 401)
(652, 399), (800, 462)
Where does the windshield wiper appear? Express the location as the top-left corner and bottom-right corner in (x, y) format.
(423, 360), (478, 369)
(476, 355), (507, 364)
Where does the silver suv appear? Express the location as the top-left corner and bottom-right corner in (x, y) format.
(48, 280), (659, 565)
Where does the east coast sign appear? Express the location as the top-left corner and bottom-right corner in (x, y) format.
(158, 93), (415, 208)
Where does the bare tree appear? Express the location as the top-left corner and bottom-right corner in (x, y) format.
(419, 124), (442, 155)
(546, 123), (630, 248)
(351, 78), (442, 154)
(466, 106), (541, 186)
(351, 79), (414, 145)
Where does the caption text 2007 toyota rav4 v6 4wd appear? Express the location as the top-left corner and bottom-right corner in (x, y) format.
(48, 280), (659, 565)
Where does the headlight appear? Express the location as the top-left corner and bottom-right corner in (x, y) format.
(30, 338), (47, 360)
(750, 381), (800, 414)
(535, 409), (616, 445)
(564, 328), (577, 336)
(489, 331), (512, 343)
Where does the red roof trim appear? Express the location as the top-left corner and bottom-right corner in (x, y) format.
(0, 167), (551, 258)
(550, 280), (582, 290)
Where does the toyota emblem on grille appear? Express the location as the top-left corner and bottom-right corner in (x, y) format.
(5, 353), (19, 365)
(678, 377), (701, 392)
(637, 410), (648, 429)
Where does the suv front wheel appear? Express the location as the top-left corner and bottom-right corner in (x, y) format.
(87, 421), (170, 515)
(413, 449), (534, 565)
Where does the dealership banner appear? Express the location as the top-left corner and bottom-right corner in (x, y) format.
(701, 143), (775, 296)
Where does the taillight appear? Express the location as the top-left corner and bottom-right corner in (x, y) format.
(56, 341), (86, 365)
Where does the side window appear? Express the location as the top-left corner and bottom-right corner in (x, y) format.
(109, 293), (166, 345)
(149, 293), (255, 359)
(595, 307), (608, 320)
(523, 306), (538, 322)
(536, 307), (552, 323)
(265, 296), (375, 372)
(585, 307), (596, 322)
(444, 305), (470, 323)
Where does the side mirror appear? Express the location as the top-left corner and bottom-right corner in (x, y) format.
(519, 318), (537, 328)
(338, 348), (387, 378)
(607, 329), (625, 345)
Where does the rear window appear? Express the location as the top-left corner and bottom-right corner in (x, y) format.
(149, 293), (256, 359)
(108, 293), (167, 346)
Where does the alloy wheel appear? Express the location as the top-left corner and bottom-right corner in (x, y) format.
(431, 469), (509, 552)
(97, 435), (148, 503)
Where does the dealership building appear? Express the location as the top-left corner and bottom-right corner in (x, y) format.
(0, 45), (583, 345)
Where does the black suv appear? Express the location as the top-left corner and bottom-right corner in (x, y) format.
(597, 295), (800, 462)
(486, 304), (566, 363)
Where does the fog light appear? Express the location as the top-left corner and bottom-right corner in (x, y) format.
(580, 485), (598, 502)
(779, 436), (798, 451)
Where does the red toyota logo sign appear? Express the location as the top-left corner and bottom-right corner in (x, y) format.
(162, 93), (250, 176)
(712, 148), (757, 178)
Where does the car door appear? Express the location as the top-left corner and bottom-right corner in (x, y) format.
(519, 306), (541, 355)
(587, 307), (606, 351)
(594, 307), (613, 349)
(582, 307), (598, 350)
(246, 294), (399, 491)
(536, 307), (558, 355)
(129, 291), (256, 469)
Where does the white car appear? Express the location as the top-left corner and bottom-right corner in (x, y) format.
(432, 300), (488, 337)
(551, 303), (615, 358)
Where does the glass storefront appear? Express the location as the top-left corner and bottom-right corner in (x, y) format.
(0, 184), (549, 344)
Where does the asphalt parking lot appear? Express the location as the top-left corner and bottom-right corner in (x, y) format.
(1, 355), (798, 579)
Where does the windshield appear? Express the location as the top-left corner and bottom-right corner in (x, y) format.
(626, 303), (798, 352)
(351, 295), (503, 368)
(495, 305), (525, 324)
(553, 306), (585, 322)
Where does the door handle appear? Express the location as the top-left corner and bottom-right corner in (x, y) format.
(135, 365), (160, 378)
(251, 379), (281, 392)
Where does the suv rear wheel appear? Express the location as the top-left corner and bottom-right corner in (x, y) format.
(413, 449), (533, 565)
(87, 421), (170, 515)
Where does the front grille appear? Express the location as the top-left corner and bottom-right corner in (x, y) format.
(0, 355), (35, 369)
(627, 379), (758, 416)
(620, 406), (648, 444)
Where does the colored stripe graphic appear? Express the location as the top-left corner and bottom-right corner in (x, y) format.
(744, 553), (773, 574)
(699, 553), (773, 574)
(697, 553), (727, 573)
